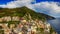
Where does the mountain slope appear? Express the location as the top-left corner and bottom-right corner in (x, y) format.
(0, 6), (55, 21)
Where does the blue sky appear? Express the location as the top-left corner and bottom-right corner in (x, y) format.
(36, 0), (60, 2)
(0, 0), (60, 4)
(0, 0), (14, 4)
(0, 0), (60, 18)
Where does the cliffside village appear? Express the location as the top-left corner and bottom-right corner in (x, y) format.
(0, 14), (57, 34)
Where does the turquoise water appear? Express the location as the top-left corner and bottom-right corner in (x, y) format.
(48, 18), (60, 34)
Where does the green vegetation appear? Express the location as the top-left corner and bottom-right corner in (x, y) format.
(0, 26), (3, 34)
(50, 27), (56, 34)
(0, 30), (4, 34)
(0, 6), (56, 34)
(0, 6), (55, 28)
(0, 6), (55, 21)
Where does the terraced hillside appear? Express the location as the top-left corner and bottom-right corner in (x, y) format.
(0, 6), (57, 34)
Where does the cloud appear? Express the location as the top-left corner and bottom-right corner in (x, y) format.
(0, 5), (6, 8)
(27, 2), (60, 17)
(31, 2), (60, 13)
(0, 0), (60, 17)
(0, 0), (34, 8)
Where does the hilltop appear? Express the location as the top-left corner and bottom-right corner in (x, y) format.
(0, 6), (55, 21)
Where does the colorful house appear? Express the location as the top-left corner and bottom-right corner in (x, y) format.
(0, 6), (57, 34)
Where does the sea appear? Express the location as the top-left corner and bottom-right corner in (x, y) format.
(48, 18), (60, 34)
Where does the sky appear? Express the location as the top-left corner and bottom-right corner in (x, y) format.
(0, 0), (14, 4)
(0, 0), (60, 18)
